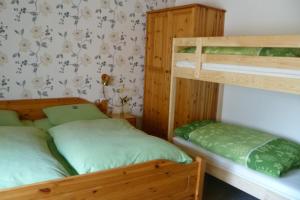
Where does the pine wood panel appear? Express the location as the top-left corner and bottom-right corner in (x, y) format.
(147, 3), (225, 14)
(171, 6), (224, 129)
(202, 35), (300, 47)
(143, 4), (225, 139)
(0, 159), (205, 200)
(143, 11), (170, 137)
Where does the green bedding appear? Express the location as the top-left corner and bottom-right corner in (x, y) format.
(178, 46), (300, 58)
(0, 126), (69, 188)
(21, 120), (34, 127)
(43, 103), (108, 125)
(175, 121), (300, 177)
(34, 118), (53, 131)
(47, 138), (78, 176)
(0, 110), (22, 126)
(48, 119), (192, 174)
(19, 118), (77, 176)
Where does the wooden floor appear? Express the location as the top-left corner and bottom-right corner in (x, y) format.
(203, 175), (258, 200)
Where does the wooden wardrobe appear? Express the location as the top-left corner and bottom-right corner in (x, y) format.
(143, 4), (225, 139)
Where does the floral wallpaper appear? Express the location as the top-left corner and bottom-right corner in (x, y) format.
(0, 0), (175, 115)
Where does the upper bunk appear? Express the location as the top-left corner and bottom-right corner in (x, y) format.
(171, 35), (300, 95)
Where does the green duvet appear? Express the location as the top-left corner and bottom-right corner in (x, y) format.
(49, 119), (192, 174)
(175, 121), (300, 177)
(178, 46), (300, 58)
(0, 126), (69, 189)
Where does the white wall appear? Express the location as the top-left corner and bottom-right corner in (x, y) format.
(176, 0), (300, 142)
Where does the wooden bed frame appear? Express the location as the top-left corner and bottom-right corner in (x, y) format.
(168, 35), (300, 200)
(0, 98), (205, 200)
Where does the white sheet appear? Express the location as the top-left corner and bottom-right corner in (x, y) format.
(173, 136), (300, 200)
(202, 63), (300, 79)
(175, 61), (196, 68)
(174, 61), (300, 80)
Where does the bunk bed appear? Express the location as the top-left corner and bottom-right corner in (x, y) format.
(0, 98), (204, 200)
(168, 35), (300, 200)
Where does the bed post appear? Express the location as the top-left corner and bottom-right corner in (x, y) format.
(168, 76), (177, 141)
(195, 157), (206, 200)
(95, 99), (109, 114)
(168, 39), (177, 141)
(194, 38), (203, 79)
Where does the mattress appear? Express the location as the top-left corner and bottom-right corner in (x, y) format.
(174, 61), (300, 80)
(173, 136), (300, 200)
(175, 61), (196, 68)
(175, 47), (300, 78)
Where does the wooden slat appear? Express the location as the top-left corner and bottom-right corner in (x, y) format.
(202, 35), (300, 47)
(198, 70), (300, 95)
(0, 159), (204, 200)
(202, 54), (300, 70)
(195, 157), (206, 200)
(173, 37), (199, 46)
(194, 38), (203, 78)
(173, 67), (197, 80)
(168, 40), (178, 141)
(174, 53), (198, 63)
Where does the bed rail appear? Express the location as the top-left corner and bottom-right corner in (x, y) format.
(0, 159), (205, 200)
(172, 35), (300, 95)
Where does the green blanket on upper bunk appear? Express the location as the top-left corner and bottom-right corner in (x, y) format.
(178, 46), (300, 57)
(175, 121), (300, 177)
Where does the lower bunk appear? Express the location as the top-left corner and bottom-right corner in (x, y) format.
(174, 137), (300, 200)
(172, 121), (300, 200)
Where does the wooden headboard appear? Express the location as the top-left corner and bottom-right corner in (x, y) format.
(0, 98), (107, 120)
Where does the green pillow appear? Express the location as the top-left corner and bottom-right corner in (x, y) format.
(0, 126), (69, 188)
(0, 110), (22, 126)
(259, 47), (300, 58)
(43, 104), (108, 125)
(48, 119), (192, 174)
(174, 120), (215, 140)
(21, 120), (34, 127)
(47, 138), (78, 176)
(34, 118), (54, 131)
(178, 46), (196, 53)
(247, 138), (300, 177)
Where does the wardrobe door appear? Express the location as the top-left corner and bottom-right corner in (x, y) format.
(168, 8), (203, 128)
(143, 12), (170, 138)
(168, 7), (221, 129)
(167, 7), (196, 38)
